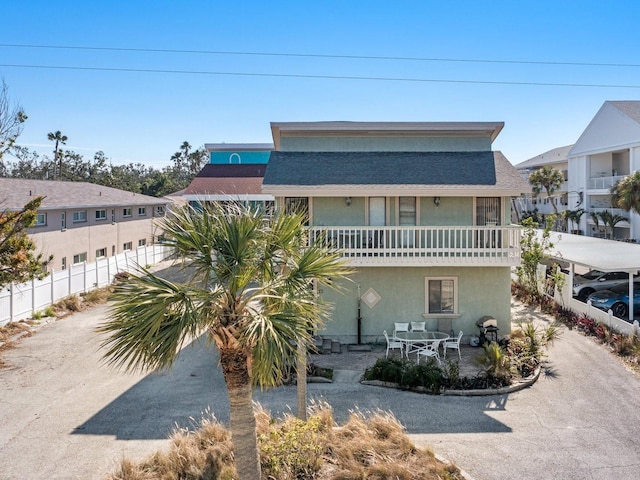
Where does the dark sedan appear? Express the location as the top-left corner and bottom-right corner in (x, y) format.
(586, 282), (640, 319)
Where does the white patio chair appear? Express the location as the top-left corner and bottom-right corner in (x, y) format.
(383, 330), (404, 358)
(410, 321), (426, 332)
(416, 339), (442, 365)
(394, 322), (410, 334)
(443, 330), (464, 360)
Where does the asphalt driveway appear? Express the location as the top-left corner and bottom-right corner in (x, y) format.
(1, 301), (640, 480)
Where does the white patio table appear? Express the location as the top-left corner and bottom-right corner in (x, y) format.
(394, 331), (449, 358)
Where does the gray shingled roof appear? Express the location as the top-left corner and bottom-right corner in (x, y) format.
(608, 101), (640, 124)
(264, 151), (497, 186)
(0, 178), (169, 210)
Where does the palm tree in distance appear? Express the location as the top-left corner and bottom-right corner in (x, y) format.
(591, 210), (628, 239)
(529, 166), (564, 216)
(47, 130), (67, 179)
(611, 171), (640, 215)
(97, 203), (352, 480)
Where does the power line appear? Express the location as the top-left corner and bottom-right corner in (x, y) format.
(1, 63), (640, 89)
(1, 42), (639, 68)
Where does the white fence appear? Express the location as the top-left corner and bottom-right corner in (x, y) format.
(0, 244), (174, 325)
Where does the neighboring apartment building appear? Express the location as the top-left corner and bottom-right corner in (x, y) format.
(183, 143), (274, 210)
(0, 178), (169, 271)
(568, 101), (640, 241)
(516, 101), (640, 241)
(513, 145), (573, 223)
(261, 121), (529, 343)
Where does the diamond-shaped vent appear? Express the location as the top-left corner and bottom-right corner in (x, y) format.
(361, 287), (381, 309)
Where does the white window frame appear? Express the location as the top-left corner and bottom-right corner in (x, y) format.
(34, 213), (47, 226)
(123, 241), (132, 251)
(138, 207), (146, 216)
(95, 209), (107, 221)
(73, 252), (87, 264)
(138, 238), (147, 247)
(95, 247), (107, 259)
(123, 207), (132, 217)
(423, 276), (459, 318)
(73, 210), (87, 223)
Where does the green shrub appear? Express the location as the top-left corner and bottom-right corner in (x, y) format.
(258, 415), (327, 479)
(363, 357), (410, 384)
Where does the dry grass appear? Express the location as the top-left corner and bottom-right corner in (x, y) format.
(105, 403), (463, 480)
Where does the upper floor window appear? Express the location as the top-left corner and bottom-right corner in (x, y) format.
(123, 208), (132, 217)
(398, 197), (416, 226)
(138, 207), (146, 216)
(476, 198), (501, 226)
(95, 209), (107, 220)
(285, 197), (309, 225)
(73, 210), (87, 223)
(34, 213), (47, 226)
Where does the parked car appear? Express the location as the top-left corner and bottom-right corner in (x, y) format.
(586, 282), (640, 319)
(572, 270), (635, 301)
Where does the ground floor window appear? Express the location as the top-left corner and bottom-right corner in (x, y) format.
(96, 248), (107, 259)
(424, 277), (458, 316)
(73, 252), (87, 264)
(138, 238), (146, 247)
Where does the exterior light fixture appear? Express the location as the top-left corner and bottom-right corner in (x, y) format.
(434, 196), (441, 207)
(345, 196), (352, 207)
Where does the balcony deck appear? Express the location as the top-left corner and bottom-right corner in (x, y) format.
(309, 225), (521, 267)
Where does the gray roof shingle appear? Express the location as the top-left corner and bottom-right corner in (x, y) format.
(0, 178), (169, 210)
(264, 151), (497, 186)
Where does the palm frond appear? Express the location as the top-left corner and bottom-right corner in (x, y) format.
(97, 272), (210, 372)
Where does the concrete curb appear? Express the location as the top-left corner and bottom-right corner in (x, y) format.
(360, 366), (541, 396)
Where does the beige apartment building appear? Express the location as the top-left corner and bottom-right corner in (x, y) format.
(0, 178), (170, 271)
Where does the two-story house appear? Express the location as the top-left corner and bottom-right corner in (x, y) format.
(0, 178), (169, 271)
(262, 121), (529, 344)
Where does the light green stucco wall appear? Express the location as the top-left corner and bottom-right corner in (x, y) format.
(313, 197), (365, 225)
(318, 266), (512, 344)
(312, 197), (473, 226)
(420, 197), (473, 225)
(280, 136), (492, 152)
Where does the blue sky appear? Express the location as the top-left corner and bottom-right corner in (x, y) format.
(2, 1), (640, 168)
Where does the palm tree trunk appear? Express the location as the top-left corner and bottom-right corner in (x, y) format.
(220, 348), (262, 480)
(296, 340), (308, 421)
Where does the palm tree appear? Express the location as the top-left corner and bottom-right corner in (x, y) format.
(611, 171), (640, 215)
(565, 208), (585, 234)
(47, 130), (67, 178)
(97, 203), (352, 480)
(596, 210), (628, 239)
(529, 166), (565, 215)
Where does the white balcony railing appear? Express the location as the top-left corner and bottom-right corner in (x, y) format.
(588, 175), (625, 190)
(308, 225), (521, 266)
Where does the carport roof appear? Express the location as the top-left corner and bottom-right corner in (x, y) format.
(545, 231), (640, 274)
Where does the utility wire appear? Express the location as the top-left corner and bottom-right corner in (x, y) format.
(1, 63), (639, 89)
(1, 42), (639, 68)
